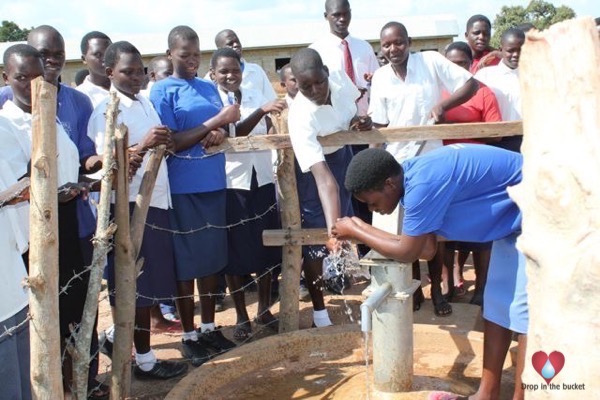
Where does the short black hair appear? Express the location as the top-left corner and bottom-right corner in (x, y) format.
(501, 27), (526, 44)
(210, 47), (240, 69)
(445, 41), (473, 61)
(74, 69), (89, 86)
(147, 55), (170, 73)
(345, 148), (402, 193)
(380, 21), (409, 38)
(103, 41), (141, 69)
(595, 17), (600, 26)
(466, 14), (492, 31)
(3, 43), (42, 66)
(80, 31), (111, 55)
(290, 48), (324, 77)
(214, 29), (236, 47)
(168, 25), (199, 50)
(279, 63), (292, 81)
(515, 22), (536, 33)
(325, 0), (350, 12)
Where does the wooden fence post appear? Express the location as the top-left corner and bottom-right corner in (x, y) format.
(28, 76), (64, 398)
(509, 17), (600, 398)
(271, 111), (303, 333)
(110, 124), (136, 399)
(71, 92), (119, 399)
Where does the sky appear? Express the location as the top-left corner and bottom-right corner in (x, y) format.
(1, 0), (596, 45)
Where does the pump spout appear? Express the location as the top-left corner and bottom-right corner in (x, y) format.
(360, 282), (393, 333)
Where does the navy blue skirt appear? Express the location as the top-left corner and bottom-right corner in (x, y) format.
(170, 191), (228, 280)
(224, 172), (281, 275)
(107, 206), (178, 307)
(295, 146), (354, 260)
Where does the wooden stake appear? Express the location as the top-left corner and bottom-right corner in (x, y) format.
(71, 92), (119, 400)
(271, 114), (303, 333)
(110, 124), (135, 399)
(28, 76), (64, 398)
(509, 18), (600, 398)
(130, 144), (166, 260)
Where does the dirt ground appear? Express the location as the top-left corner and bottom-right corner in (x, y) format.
(95, 259), (483, 399)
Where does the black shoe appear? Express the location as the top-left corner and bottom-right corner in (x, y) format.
(133, 360), (188, 380)
(98, 330), (113, 359)
(197, 328), (236, 353)
(181, 339), (211, 367)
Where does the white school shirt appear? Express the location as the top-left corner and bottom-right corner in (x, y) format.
(474, 62), (521, 121)
(0, 101), (80, 187)
(76, 76), (110, 108)
(368, 51), (472, 162)
(310, 32), (379, 115)
(87, 89), (171, 209)
(0, 159), (29, 321)
(288, 70), (359, 173)
(218, 87), (275, 190)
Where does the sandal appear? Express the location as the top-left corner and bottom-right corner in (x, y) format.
(428, 390), (469, 400)
(233, 321), (252, 342)
(432, 295), (453, 317)
(413, 287), (425, 311)
(88, 380), (109, 400)
(454, 282), (467, 297)
(254, 315), (279, 332)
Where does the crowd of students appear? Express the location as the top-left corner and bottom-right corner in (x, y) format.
(0, 0), (559, 398)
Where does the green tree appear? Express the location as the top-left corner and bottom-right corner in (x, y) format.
(491, 1), (576, 47)
(0, 20), (32, 42)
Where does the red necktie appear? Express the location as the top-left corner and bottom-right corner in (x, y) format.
(341, 39), (355, 83)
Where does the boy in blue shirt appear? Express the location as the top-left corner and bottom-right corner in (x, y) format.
(333, 145), (526, 400)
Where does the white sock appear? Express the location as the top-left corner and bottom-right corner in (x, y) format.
(135, 349), (157, 372)
(200, 322), (216, 333)
(313, 309), (333, 327)
(105, 325), (115, 342)
(182, 330), (198, 342)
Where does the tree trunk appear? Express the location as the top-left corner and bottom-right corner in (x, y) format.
(72, 92), (119, 399)
(509, 17), (600, 398)
(28, 77), (64, 398)
(110, 125), (136, 399)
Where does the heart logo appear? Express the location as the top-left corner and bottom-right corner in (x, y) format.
(531, 351), (565, 383)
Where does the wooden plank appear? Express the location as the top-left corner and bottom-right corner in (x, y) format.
(263, 228), (330, 246)
(207, 121), (522, 153)
(0, 177), (30, 208)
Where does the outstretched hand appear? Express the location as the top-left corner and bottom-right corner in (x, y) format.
(332, 216), (359, 240)
(261, 99), (287, 114)
(350, 115), (373, 131)
(58, 182), (90, 203)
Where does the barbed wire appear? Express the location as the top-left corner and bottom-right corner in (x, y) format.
(0, 313), (32, 341)
(145, 201), (278, 234)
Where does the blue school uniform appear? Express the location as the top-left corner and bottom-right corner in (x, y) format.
(401, 144), (527, 332)
(150, 77), (227, 280)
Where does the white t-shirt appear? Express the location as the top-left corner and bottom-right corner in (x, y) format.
(76, 76), (110, 108)
(368, 51), (472, 162)
(288, 70), (359, 173)
(87, 89), (171, 209)
(0, 160), (29, 322)
(0, 101), (80, 187)
(475, 62), (521, 121)
(218, 87), (275, 190)
(310, 32), (379, 115)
